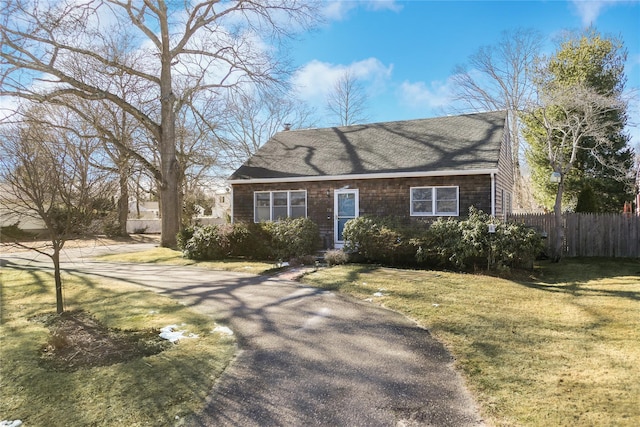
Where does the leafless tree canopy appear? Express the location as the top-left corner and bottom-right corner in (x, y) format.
(450, 28), (543, 210)
(326, 69), (370, 126)
(214, 87), (317, 168)
(1, 0), (319, 247)
(0, 104), (116, 312)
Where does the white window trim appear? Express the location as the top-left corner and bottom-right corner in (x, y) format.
(410, 186), (459, 216)
(334, 188), (359, 248)
(254, 190), (307, 222)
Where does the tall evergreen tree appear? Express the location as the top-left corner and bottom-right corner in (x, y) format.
(524, 28), (635, 212)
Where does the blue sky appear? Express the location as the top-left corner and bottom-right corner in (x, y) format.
(288, 0), (640, 147)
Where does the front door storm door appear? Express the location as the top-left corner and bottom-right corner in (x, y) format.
(334, 189), (359, 248)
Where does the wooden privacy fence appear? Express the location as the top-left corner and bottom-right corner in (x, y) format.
(507, 213), (640, 258)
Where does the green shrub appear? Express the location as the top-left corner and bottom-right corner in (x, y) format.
(417, 207), (544, 271)
(417, 216), (467, 268)
(176, 226), (195, 251)
(343, 215), (424, 265)
(181, 218), (321, 261)
(492, 221), (544, 269)
(227, 222), (272, 259)
(182, 225), (229, 260)
(0, 222), (35, 242)
(262, 217), (321, 260)
(102, 214), (129, 238)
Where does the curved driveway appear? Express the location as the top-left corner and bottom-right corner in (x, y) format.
(2, 244), (484, 426)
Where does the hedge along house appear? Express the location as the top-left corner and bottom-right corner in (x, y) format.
(228, 110), (514, 249)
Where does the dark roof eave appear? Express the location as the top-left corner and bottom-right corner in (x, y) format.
(229, 168), (500, 184)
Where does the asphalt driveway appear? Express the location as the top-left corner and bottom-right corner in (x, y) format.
(2, 244), (484, 426)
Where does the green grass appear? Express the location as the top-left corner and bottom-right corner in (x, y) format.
(97, 247), (276, 275)
(301, 259), (640, 427)
(0, 267), (236, 427)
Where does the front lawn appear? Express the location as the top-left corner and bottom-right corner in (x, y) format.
(96, 247), (276, 275)
(0, 267), (236, 426)
(301, 259), (640, 426)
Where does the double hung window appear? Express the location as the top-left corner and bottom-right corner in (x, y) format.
(410, 186), (459, 216)
(254, 191), (307, 222)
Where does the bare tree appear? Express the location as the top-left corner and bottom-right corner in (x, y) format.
(67, 96), (153, 237)
(326, 69), (370, 126)
(1, 0), (318, 247)
(522, 84), (626, 261)
(216, 87), (318, 168)
(451, 28), (543, 210)
(0, 105), (115, 313)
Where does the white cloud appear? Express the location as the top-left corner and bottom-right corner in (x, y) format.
(398, 78), (455, 110)
(569, 0), (629, 26)
(364, 0), (403, 12)
(321, 1), (357, 20)
(292, 57), (393, 103)
(571, 0), (605, 25)
(321, 0), (402, 21)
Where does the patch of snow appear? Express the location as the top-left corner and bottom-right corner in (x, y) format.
(159, 325), (198, 343)
(0, 421), (22, 427)
(148, 310), (158, 314)
(432, 303), (440, 307)
(373, 287), (388, 297)
(212, 325), (234, 336)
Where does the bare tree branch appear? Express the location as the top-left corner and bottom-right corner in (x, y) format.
(326, 69), (370, 126)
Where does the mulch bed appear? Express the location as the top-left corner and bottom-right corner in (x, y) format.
(33, 310), (170, 372)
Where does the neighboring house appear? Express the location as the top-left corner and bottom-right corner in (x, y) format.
(211, 186), (232, 219)
(0, 183), (47, 233)
(128, 200), (160, 219)
(229, 111), (514, 249)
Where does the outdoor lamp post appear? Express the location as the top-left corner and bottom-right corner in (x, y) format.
(487, 223), (496, 269)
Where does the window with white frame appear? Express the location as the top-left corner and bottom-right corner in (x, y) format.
(410, 186), (459, 216)
(254, 190), (307, 222)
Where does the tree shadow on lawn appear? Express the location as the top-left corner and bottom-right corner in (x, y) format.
(514, 258), (640, 302)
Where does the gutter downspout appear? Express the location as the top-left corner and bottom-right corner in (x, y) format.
(491, 172), (496, 216)
(230, 186), (234, 224)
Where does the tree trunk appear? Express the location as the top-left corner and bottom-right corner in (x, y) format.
(117, 171), (129, 236)
(158, 27), (180, 248)
(159, 157), (180, 248)
(52, 246), (64, 314)
(552, 179), (564, 262)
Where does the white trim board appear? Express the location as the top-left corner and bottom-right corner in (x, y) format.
(229, 169), (499, 185)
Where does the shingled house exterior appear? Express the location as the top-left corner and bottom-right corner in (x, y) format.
(229, 111), (514, 249)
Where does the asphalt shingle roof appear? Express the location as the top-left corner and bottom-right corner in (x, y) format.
(229, 110), (507, 181)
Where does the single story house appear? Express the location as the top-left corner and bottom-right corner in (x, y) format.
(228, 110), (514, 249)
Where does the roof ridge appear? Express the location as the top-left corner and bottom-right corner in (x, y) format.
(282, 110), (507, 133)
